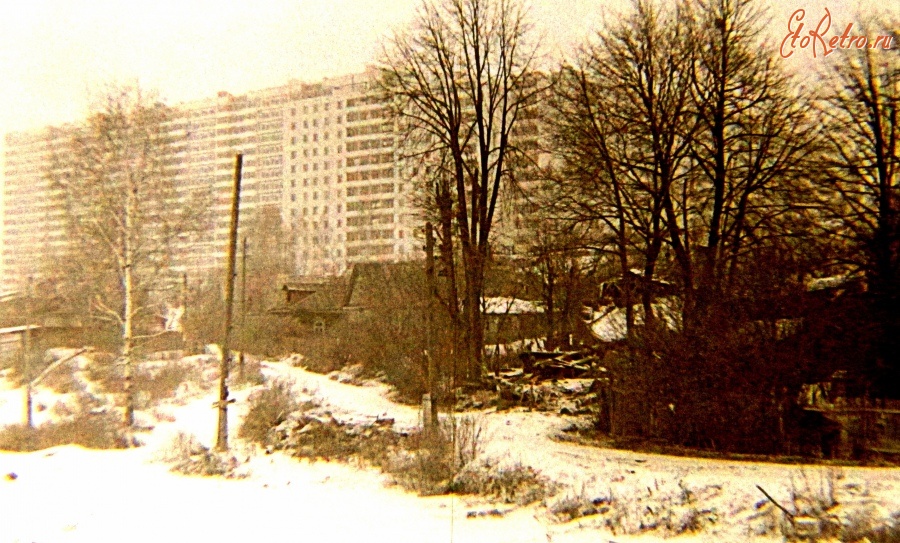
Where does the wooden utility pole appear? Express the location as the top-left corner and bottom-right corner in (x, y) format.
(238, 236), (247, 382)
(22, 277), (34, 428)
(216, 153), (242, 451)
(181, 272), (188, 350)
(241, 237), (248, 323)
(424, 223), (438, 429)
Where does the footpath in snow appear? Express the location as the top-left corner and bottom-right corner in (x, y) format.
(0, 356), (898, 543)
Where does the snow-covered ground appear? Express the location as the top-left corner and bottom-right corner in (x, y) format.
(1, 356), (898, 543)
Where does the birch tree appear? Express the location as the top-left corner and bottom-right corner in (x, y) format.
(49, 84), (206, 426)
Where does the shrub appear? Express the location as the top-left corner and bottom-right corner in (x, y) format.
(238, 379), (298, 444)
(375, 415), (486, 496)
(451, 462), (555, 505)
(42, 366), (86, 394)
(232, 355), (266, 387)
(0, 412), (127, 451)
(838, 510), (900, 543)
(444, 414), (484, 468)
(88, 357), (206, 405)
(137, 362), (202, 402)
(549, 492), (598, 522)
(383, 430), (457, 495)
(156, 431), (206, 462)
(163, 432), (248, 478)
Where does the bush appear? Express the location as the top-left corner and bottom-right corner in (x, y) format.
(231, 355), (266, 387)
(162, 432), (248, 478)
(87, 357), (207, 406)
(238, 379), (298, 444)
(382, 429), (457, 495)
(549, 492), (605, 523)
(837, 510), (900, 543)
(42, 365), (86, 394)
(451, 462), (555, 505)
(156, 430), (206, 462)
(444, 414), (484, 468)
(373, 415), (486, 496)
(0, 412), (127, 451)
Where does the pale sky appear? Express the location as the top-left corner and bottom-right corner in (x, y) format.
(0, 0), (893, 181)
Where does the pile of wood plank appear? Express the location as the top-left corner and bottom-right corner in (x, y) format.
(485, 349), (609, 414)
(519, 350), (601, 379)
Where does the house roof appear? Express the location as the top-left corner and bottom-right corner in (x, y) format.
(806, 274), (864, 292)
(588, 297), (682, 342)
(0, 324), (42, 335)
(275, 261), (425, 317)
(344, 261), (424, 309)
(288, 274), (353, 314)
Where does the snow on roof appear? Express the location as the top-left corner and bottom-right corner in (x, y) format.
(0, 290), (21, 302)
(588, 297), (681, 342)
(806, 274), (860, 291)
(0, 324), (41, 335)
(483, 297), (544, 315)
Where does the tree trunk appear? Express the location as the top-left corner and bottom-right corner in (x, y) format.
(424, 222), (439, 428)
(123, 179), (136, 428)
(23, 324), (33, 429)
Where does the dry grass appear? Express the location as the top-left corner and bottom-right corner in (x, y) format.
(235, 357), (266, 386)
(87, 357), (207, 406)
(162, 431), (248, 478)
(451, 462), (556, 505)
(0, 412), (127, 451)
(238, 379), (300, 444)
(837, 510), (900, 543)
(138, 362), (202, 402)
(41, 366), (86, 394)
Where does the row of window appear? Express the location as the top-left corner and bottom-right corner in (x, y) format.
(346, 108), (389, 123)
(289, 191), (337, 203)
(291, 160), (335, 173)
(345, 137), (393, 152)
(346, 228), (394, 242)
(346, 183), (394, 197)
(345, 167), (393, 182)
(346, 124), (393, 138)
(346, 153), (393, 167)
(345, 95), (387, 108)
(346, 243), (394, 258)
(346, 213), (393, 227)
(346, 198), (394, 212)
(290, 176), (335, 188)
(290, 101), (342, 116)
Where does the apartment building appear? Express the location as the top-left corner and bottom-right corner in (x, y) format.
(279, 70), (416, 276)
(1, 67), (419, 291)
(1, 126), (73, 291)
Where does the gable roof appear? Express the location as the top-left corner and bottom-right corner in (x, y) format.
(295, 275), (352, 314)
(344, 261), (424, 309)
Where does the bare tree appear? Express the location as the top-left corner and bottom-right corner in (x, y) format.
(240, 205), (293, 314)
(381, 0), (544, 381)
(548, 0), (696, 332)
(687, 0), (821, 325)
(546, 0), (830, 451)
(818, 17), (899, 397)
(48, 84), (207, 426)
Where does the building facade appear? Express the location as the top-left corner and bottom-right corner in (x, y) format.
(1, 67), (419, 291)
